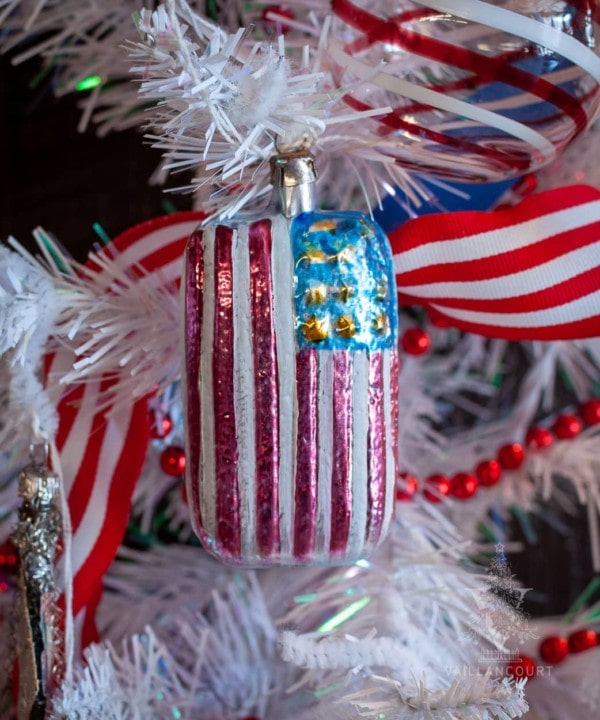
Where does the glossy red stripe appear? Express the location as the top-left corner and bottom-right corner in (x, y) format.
(330, 351), (353, 555)
(212, 226), (241, 558)
(184, 230), (204, 537)
(390, 349), (400, 490)
(134, 237), (188, 276)
(71, 398), (150, 615)
(399, 265), (600, 315)
(293, 348), (319, 559)
(389, 185), (600, 253)
(248, 219), (281, 557)
(395, 221), (600, 289)
(428, 312), (600, 341)
(366, 352), (386, 545)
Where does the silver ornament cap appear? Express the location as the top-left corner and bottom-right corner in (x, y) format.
(270, 151), (317, 218)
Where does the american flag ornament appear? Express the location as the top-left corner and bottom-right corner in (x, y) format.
(183, 153), (400, 565)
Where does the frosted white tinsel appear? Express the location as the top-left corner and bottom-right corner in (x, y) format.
(0, 242), (61, 442)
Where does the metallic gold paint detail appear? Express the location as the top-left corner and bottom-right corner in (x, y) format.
(309, 219), (337, 232)
(305, 284), (328, 305)
(376, 281), (388, 301)
(373, 313), (388, 334)
(301, 315), (329, 342)
(337, 284), (354, 302)
(335, 315), (357, 339)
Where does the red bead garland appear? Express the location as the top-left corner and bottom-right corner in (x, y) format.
(568, 628), (599, 653)
(552, 414), (581, 439)
(150, 410), (173, 439)
(423, 474), (451, 503)
(160, 446), (186, 477)
(525, 426), (553, 449)
(475, 460), (502, 487)
(506, 654), (537, 680)
(394, 397), (598, 505)
(396, 473), (419, 501)
(401, 328), (431, 356)
(261, 5), (294, 32)
(497, 443), (525, 470)
(579, 398), (600, 426)
(450, 472), (478, 499)
(539, 636), (569, 664)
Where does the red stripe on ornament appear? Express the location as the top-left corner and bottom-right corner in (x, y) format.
(330, 350), (353, 555)
(293, 348), (319, 559)
(212, 226), (241, 558)
(184, 229), (205, 538)
(248, 219), (281, 557)
(366, 352), (387, 545)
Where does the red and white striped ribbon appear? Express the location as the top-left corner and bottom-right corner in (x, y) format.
(390, 185), (600, 340)
(52, 186), (600, 650)
(48, 212), (204, 648)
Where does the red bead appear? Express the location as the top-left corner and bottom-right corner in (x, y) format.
(150, 410), (173, 439)
(580, 399), (600, 426)
(428, 310), (452, 329)
(450, 472), (478, 500)
(539, 636), (569, 664)
(552, 414), (581, 440)
(497, 443), (525, 470)
(475, 459), (502, 487)
(261, 5), (294, 32)
(396, 473), (418, 501)
(401, 328), (431, 356)
(423, 474), (451, 503)
(568, 629), (599, 653)
(506, 654), (537, 680)
(525, 426), (553, 450)
(0, 541), (18, 573)
(160, 446), (186, 477)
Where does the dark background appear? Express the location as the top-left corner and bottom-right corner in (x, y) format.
(0, 54), (595, 618)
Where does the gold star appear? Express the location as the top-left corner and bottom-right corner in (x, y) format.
(337, 284), (354, 302)
(335, 314), (357, 339)
(375, 281), (388, 301)
(301, 315), (329, 342)
(305, 284), (327, 305)
(309, 219), (337, 232)
(372, 313), (388, 334)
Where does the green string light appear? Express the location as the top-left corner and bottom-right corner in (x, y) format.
(76, 75), (103, 92)
(317, 596), (371, 633)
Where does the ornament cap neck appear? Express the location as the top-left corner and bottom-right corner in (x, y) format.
(270, 151), (317, 218)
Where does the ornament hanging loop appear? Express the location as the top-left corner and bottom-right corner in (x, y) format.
(269, 150), (317, 218)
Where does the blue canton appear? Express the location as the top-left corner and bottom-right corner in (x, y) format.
(291, 211), (398, 351)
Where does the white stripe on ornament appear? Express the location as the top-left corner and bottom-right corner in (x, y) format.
(434, 287), (600, 327)
(271, 216), (296, 560)
(316, 351), (333, 557)
(382, 351), (395, 542)
(232, 225), (257, 559)
(400, 242), (600, 300)
(200, 227), (217, 543)
(346, 350), (369, 558)
(394, 200), (600, 272)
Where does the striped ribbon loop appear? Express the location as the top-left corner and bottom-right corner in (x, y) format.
(53, 187), (600, 650)
(390, 185), (600, 340)
(49, 212), (204, 649)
